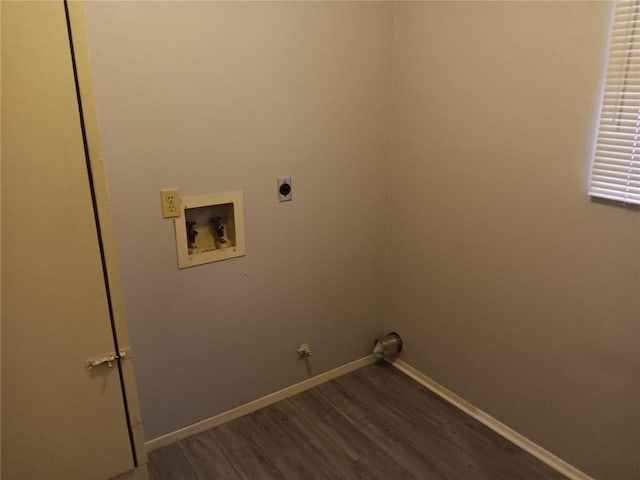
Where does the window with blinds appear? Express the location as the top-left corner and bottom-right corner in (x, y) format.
(590, 0), (640, 204)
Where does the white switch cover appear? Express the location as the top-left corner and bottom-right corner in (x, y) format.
(278, 177), (292, 202)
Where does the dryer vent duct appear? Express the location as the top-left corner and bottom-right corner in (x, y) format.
(373, 332), (403, 359)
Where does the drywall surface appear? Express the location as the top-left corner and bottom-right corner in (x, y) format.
(386, 2), (639, 478)
(82, 2), (392, 439)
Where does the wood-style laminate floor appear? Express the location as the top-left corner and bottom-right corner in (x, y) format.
(147, 361), (566, 480)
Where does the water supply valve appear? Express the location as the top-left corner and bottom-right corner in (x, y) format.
(297, 343), (312, 358)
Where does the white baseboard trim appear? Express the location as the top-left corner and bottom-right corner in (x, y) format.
(387, 358), (593, 480)
(145, 354), (377, 452)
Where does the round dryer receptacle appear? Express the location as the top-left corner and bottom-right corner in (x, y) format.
(279, 183), (291, 196)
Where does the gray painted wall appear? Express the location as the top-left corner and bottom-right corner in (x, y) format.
(83, 1), (392, 440)
(386, 2), (639, 479)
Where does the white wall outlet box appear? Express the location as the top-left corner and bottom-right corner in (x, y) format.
(278, 176), (292, 202)
(174, 190), (246, 269)
(160, 188), (181, 218)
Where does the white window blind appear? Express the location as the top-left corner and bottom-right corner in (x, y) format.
(590, 0), (640, 204)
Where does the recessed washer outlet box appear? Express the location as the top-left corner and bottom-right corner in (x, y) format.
(174, 190), (246, 269)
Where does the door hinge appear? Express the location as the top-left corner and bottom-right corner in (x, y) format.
(85, 347), (130, 369)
